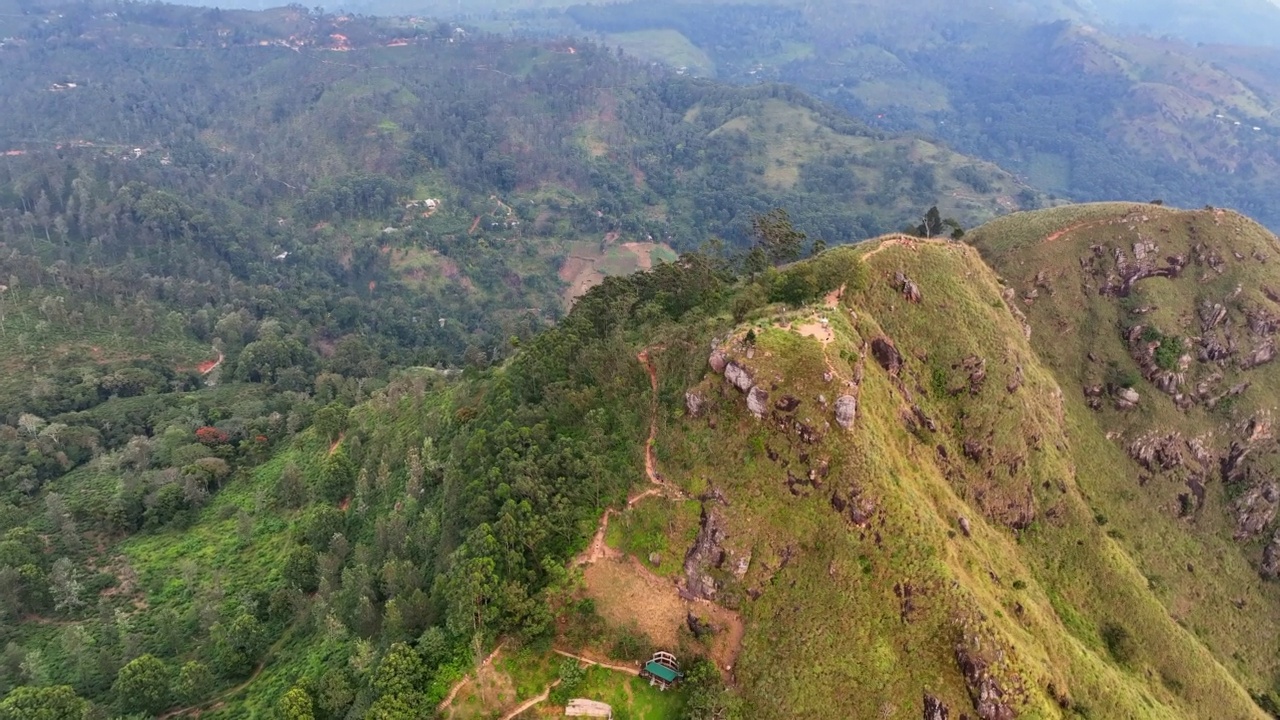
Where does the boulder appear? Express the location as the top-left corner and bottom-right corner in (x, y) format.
(835, 395), (857, 429)
(895, 271), (923, 303)
(709, 350), (728, 374)
(725, 362), (754, 393)
(871, 338), (904, 375)
(1115, 387), (1140, 409)
(685, 391), (705, 417)
(747, 386), (769, 418)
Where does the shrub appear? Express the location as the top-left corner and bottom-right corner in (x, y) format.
(1101, 621), (1136, 664)
(1154, 336), (1185, 371)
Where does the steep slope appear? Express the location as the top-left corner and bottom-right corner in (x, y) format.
(625, 237), (1267, 718)
(971, 202), (1280, 710)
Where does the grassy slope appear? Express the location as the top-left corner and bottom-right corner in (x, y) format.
(694, 98), (1031, 225)
(970, 203), (1280, 696)
(628, 236), (1267, 717)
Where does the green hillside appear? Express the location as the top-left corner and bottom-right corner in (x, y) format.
(455, 0), (1280, 230)
(970, 203), (1280, 709)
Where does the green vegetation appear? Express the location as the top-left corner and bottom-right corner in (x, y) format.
(486, 0), (1280, 230)
(6, 0), (1280, 718)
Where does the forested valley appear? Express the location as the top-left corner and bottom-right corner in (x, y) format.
(486, 0), (1280, 230)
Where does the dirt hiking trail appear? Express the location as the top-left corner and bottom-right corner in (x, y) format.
(497, 680), (560, 720)
(437, 641), (506, 713)
(553, 649), (640, 676)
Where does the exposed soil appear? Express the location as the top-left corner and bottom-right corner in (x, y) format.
(572, 347), (745, 678)
(794, 319), (834, 344)
(581, 556), (744, 675)
(445, 654), (517, 719)
(559, 241), (675, 308)
(497, 680), (559, 720)
(619, 242), (656, 271)
(197, 349), (223, 375)
(437, 642), (506, 713)
(553, 649), (640, 676)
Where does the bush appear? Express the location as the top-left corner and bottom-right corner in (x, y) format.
(1100, 621), (1136, 664)
(610, 628), (648, 661)
(1154, 336), (1185, 371)
(548, 659), (586, 705)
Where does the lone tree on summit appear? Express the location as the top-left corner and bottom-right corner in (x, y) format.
(910, 206), (965, 240)
(752, 208), (807, 266)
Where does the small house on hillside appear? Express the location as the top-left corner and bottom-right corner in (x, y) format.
(640, 651), (683, 691)
(565, 698), (612, 718)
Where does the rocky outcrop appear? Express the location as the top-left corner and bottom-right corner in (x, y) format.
(1200, 301), (1228, 333)
(1241, 339), (1276, 370)
(955, 643), (1017, 720)
(923, 693), (950, 720)
(1006, 365), (1023, 394)
(831, 482), (876, 526)
(835, 395), (857, 429)
(1234, 482), (1279, 541)
(895, 270), (922, 303)
(955, 355), (987, 396)
(683, 506), (728, 601)
(685, 391), (705, 417)
(1127, 432), (1185, 472)
(747, 386), (769, 418)
(725, 362), (754, 393)
(1262, 532), (1280, 580)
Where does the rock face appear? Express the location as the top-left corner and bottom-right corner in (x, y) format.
(747, 386), (769, 418)
(685, 391), (705, 417)
(725, 362), (754, 393)
(835, 395), (857, 429)
(683, 506), (728, 600)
